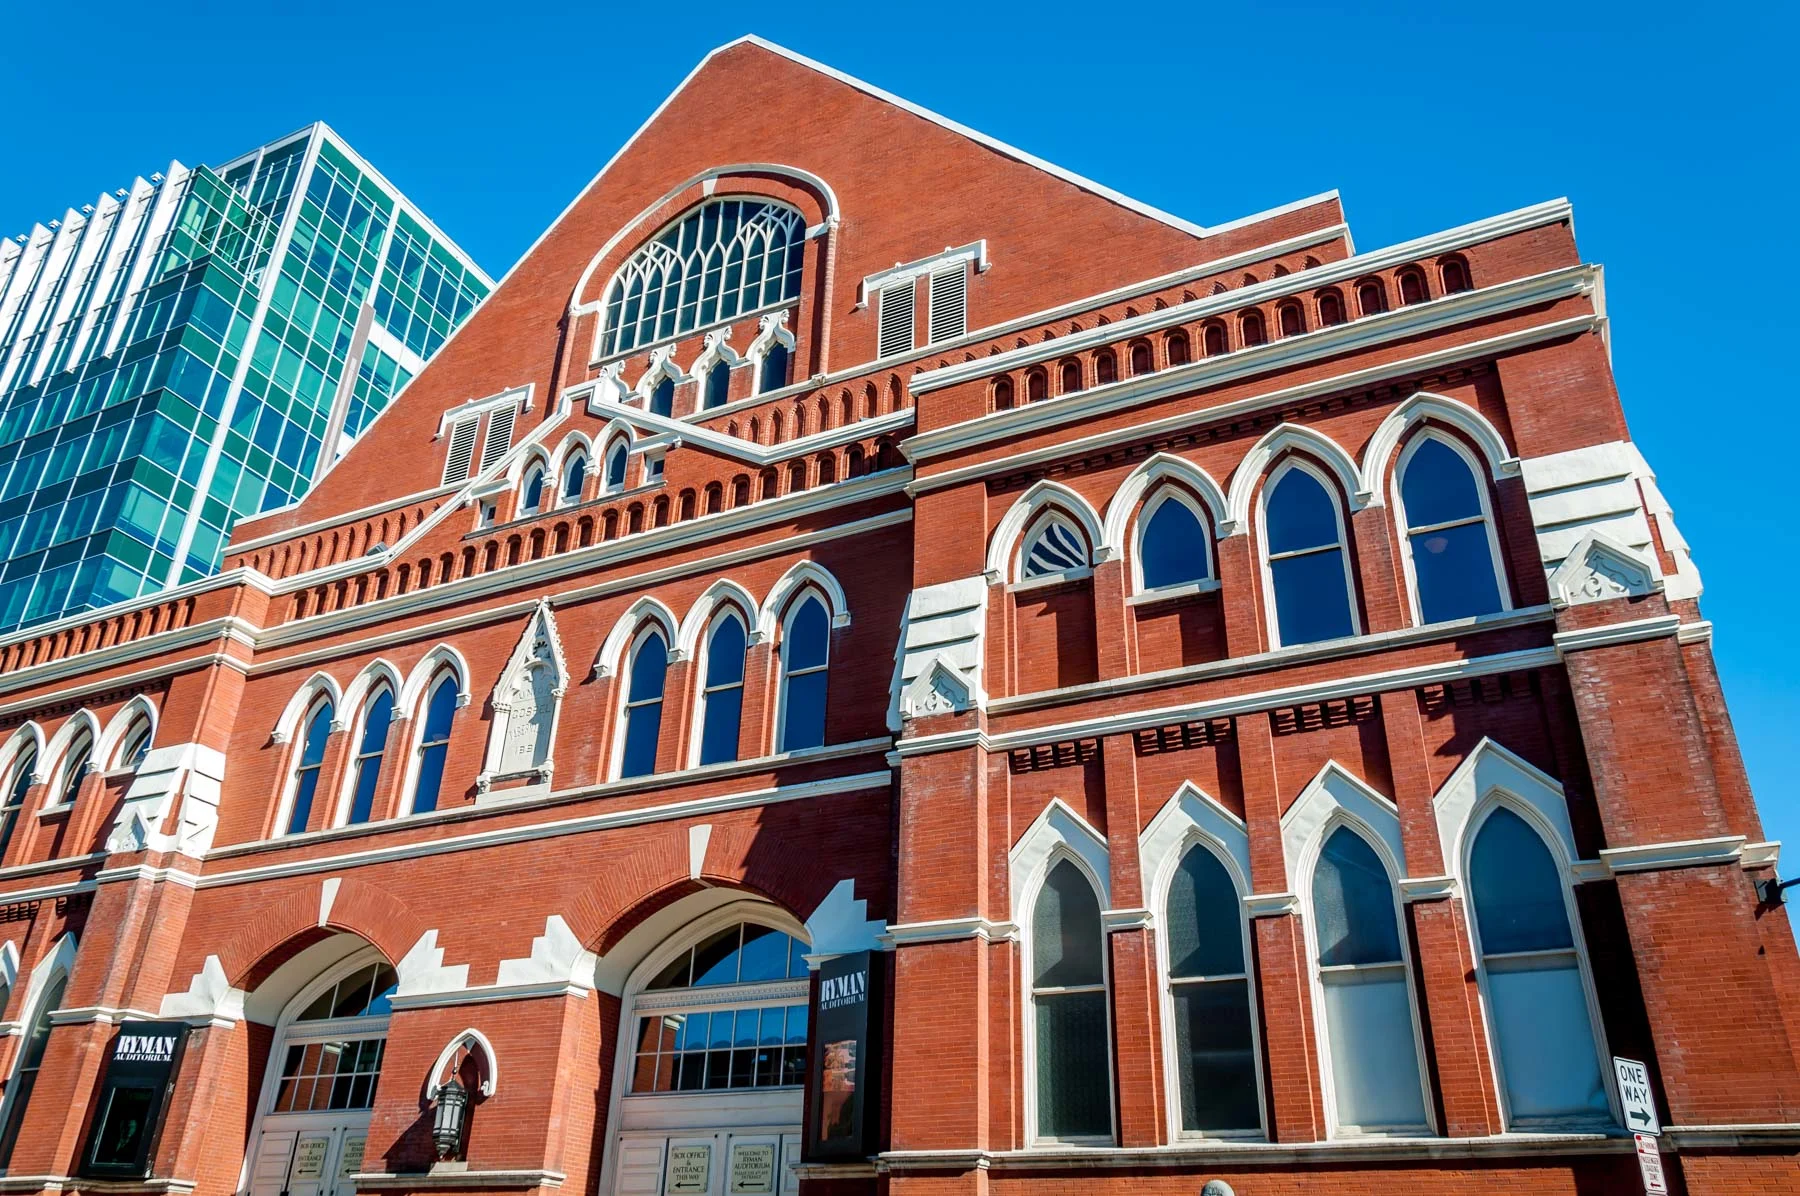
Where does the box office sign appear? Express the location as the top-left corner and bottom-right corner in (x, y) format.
(807, 950), (881, 1160)
(79, 1020), (191, 1179)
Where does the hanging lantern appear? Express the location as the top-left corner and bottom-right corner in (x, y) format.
(432, 1077), (468, 1160)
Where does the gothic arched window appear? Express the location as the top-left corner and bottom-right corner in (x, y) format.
(1165, 844), (1260, 1135)
(696, 614), (748, 766)
(286, 699), (334, 835)
(345, 688), (394, 825)
(1019, 514), (1090, 580)
(411, 674), (460, 814)
(620, 630), (669, 779)
(561, 453), (588, 504)
(777, 596), (830, 753)
(1030, 859), (1112, 1142)
(0, 746), (36, 862)
(705, 360), (731, 409)
(1137, 491), (1211, 591)
(1397, 435), (1505, 623)
(1262, 463), (1356, 646)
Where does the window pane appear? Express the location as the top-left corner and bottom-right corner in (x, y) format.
(1140, 498), (1208, 589)
(358, 691), (393, 754)
(1023, 520), (1087, 577)
(1486, 957), (1610, 1122)
(288, 768), (320, 835)
(422, 679), (458, 739)
(1033, 860), (1103, 987)
(698, 687), (742, 766)
(781, 672), (826, 752)
(1313, 829), (1401, 966)
(628, 634), (668, 701)
(1471, 808), (1574, 953)
(1321, 970), (1426, 1130)
(1172, 979), (1260, 1133)
(1411, 522), (1502, 623)
(1401, 438), (1483, 527)
(1167, 846), (1244, 978)
(413, 743), (446, 813)
(691, 926), (742, 986)
(783, 598), (829, 671)
(348, 757), (380, 825)
(738, 926), (789, 982)
(1265, 468), (1339, 554)
(1035, 991), (1110, 1138)
(1271, 550), (1355, 645)
(706, 618), (747, 686)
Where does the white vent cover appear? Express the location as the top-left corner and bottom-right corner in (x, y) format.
(928, 264), (967, 344)
(877, 280), (916, 358)
(442, 417), (478, 484)
(479, 404), (517, 473)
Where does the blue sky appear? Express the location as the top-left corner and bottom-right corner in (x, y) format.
(3, 2), (1796, 864)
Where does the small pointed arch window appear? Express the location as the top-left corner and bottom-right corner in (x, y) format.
(520, 460), (548, 515)
(1262, 462), (1357, 646)
(1316, 289), (1346, 327)
(114, 715), (152, 771)
(1397, 267), (1429, 306)
(0, 746), (37, 862)
(1059, 359), (1082, 394)
(619, 628), (669, 779)
(1396, 435), (1506, 623)
(1278, 301), (1305, 338)
(697, 612), (748, 766)
(1310, 826), (1430, 1134)
(411, 673), (460, 815)
(1019, 511), (1091, 581)
(705, 359), (732, 409)
(286, 697), (335, 835)
(0, 967), (69, 1167)
(777, 594), (830, 753)
(1240, 310), (1267, 347)
(1467, 807), (1612, 1126)
(1202, 321), (1229, 357)
(1136, 489), (1212, 591)
(1129, 340), (1154, 376)
(54, 726), (93, 808)
(345, 687), (394, 826)
(603, 438), (629, 494)
(1439, 256), (1472, 295)
(1030, 858), (1113, 1142)
(1356, 278), (1387, 316)
(649, 376), (675, 418)
(1026, 367), (1049, 403)
(1094, 349), (1118, 386)
(561, 452), (588, 504)
(1165, 843), (1261, 1135)
(757, 342), (790, 395)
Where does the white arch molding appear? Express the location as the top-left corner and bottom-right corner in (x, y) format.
(1101, 452), (1228, 558)
(986, 479), (1108, 581)
(99, 695), (159, 771)
(1224, 422), (1366, 536)
(593, 596), (683, 680)
(426, 1028), (499, 1099)
(758, 560), (850, 640)
(677, 578), (764, 657)
(1359, 391), (1519, 497)
(271, 671), (345, 745)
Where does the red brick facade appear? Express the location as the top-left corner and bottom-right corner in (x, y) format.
(0, 35), (1792, 1196)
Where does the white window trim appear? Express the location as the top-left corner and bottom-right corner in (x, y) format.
(855, 240), (990, 308)
(1258, 457), (1363, 649)
(100, 695), (159, 772)
(611, 621), (679, 781)
(396, 670), (467, 819)
(1391, 432), (1513, 627)
(772, 591), (831, 756)
(987, 480), (1109, 584)
(688, 608), (752, 768)
(1132, 487), (1217, 595)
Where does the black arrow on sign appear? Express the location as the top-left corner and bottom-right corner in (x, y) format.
(1630, 1108), (1654, 1127)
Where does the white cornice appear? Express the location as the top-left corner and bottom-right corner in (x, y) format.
(230, 484), (461, 552)
(883, 916), (1019, 946)
(387, 980), (592, 1011)
(611, 403), (914, 467)
(1676, 620), (1714, 645)
(1601, 836), (1747, 875)
(0, 569), (269, 658)
(1552, 614), (1682, 654)
(1399, 875), (1459, 903)
(1243, 892), (1300, 919)
(0, 616), (257, 703)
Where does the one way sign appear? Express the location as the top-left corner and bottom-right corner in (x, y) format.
(1614, 1056), (1661, 1135)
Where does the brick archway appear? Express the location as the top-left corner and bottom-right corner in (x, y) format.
(214, 876), (434, 990)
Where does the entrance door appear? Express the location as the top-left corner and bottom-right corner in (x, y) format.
(614, 1129), (801, 1196)
(247, 1120), (370, 1196)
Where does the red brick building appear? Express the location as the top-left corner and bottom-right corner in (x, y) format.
(0, 35), (1793, 1196)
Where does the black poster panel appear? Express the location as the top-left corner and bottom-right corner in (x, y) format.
(807, 950), (881, 1160)
(79, 1020), (191, 1179)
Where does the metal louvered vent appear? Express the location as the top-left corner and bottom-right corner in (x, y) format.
(928, 264), (967, 343)
(442, 418), (478, 484)
(877, 280), (916, 358)
(479, 404), (516, 473)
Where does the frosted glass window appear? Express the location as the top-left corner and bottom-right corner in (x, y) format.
(1470, 808), (1610, 1124)
(620, 632), (668, 778)
(1265, 468), (1354, 645)
(1139, 496), (1210, 590)
(698, 616), (747, 765)
(1032, 860), (1110, 1140)
(777, 596), (829, 752)
(1165, 846), (1259, 1133)
(1401, 438), (1502, 623)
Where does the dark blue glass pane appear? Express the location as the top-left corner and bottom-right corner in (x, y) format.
(760, 344), (789, 394)
(1411, 523), (1503, 623)
(706, 362), (730, 409)
(1313, 829), (1402, 966)
(523, 471), (544, 512)
(422, 679), (458, 739)
(1271, 550), (1355, 645)
(1167, 847), (1245, 977)
(699, 688), (742, 765)
(348, 758), (379, 825)
(413, 744), (446, 813)
(357, 691), (393, 754)
(1470, 808), (1574, 954)
(563, 457), (586, 500)
(1140, 499), (1208, 589)
(1401, 438), (1483, 528)
(706, 618), (746, 686)
(300, 702), (334, 766)
(606, 445), (627, 487)
(628, 634), (668, 701)
(287, 769), (319, 835)
(782, 672), (826, 752)
(1265, 468), (1340, 554)
(650, 378), (674, 417)
(739, 925), (789, 981)
(621, 702), (663, 778)
(784, 597), (829, 671)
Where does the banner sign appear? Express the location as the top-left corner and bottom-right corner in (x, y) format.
(807, 950), (881, 1160)
(80, 1020), (191, 1179)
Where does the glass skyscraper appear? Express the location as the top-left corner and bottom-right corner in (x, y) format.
(0, 124), (492, 630)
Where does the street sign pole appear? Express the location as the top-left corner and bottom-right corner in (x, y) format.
(1614, 1057), (1665, 1196)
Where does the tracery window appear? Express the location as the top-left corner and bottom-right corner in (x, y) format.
(601, 198), (807, 356)
(1397, 436), (1505, 623)
(1020, 514), (1090, 580)
(1263, 463), (1356, 646)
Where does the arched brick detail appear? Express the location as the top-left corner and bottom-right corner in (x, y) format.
(699, 822), (837, 927)
(215, 877), (434, 989)
(566, 831), (693, 953)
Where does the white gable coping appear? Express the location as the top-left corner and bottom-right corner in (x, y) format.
(1279, 761), (1406, 892)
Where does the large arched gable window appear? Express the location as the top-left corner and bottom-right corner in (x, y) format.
(0, 937), (75, 1168)
(1028, 857), (1113, 1143)
(1136, 489), (1213, 591)
(1395, 434), (1507, 624)
(1164, 842), (1261, 1135)
(776, 593), (830, 753)
(285, 697), (335, 835)
(618, 627), (671, 779)
(601, 197), (807, 357)
(1466, 806), (1611, 1127)
(1261, 460), (1358, 646)
(343, 687), (395, 826)
(695, 611), (749, 766)
(410, 673), (462, 815)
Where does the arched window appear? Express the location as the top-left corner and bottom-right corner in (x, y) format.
(1020, 513), (1090, 580)
(115, 717), (152, 770)
(992, 376), (1015, 410)
(1166, 330), (1191, 365)
(520, 463), (547, 515)
(1317, 290), (1346, 327)
(0, 969), (69, 1167)
(1129, 341), (1154, 376)
(1440, 257), (1472, 294)
(1165, 845), (1260, 1135)
(1310, 827), (1429, 1134)
(604, 439), (629, 494)
(0, 747), (36, 862)
(1468, 808), (1610, 1126)
(696, 614), (747, 766)
(601, 197), (806, 356)
(758, 342), (790, 395)
(54, 727), (92, 808)
(1202, 321), (1228, 356)
(1026, 368), (1049, 403)
(1094, 350), (1117, 386)
(345, 688), (394, 826)
(705, 359), (732, 409)
(1137, 492), (1211, 590)
(412, 675), (459, 814)
(1278, 302), (1305, 338)
(1060, 359), (1082, 394)
(1240, 310), (1267, 347)
(1263, 464), (1356, 646)
(649, 376), (674, 418)
(1030, 859), (1112, 1142)
(619, 630), (669, 778)
(1357, 279), (1387, 316)
(1397, 436), (1505, 623)
(561, 453), (588, 504)
(777, 596), (830, 753)
(1398, 268), (1429, 306)
(265, 957), (397, 1127)
(285, 699), (334, 835)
